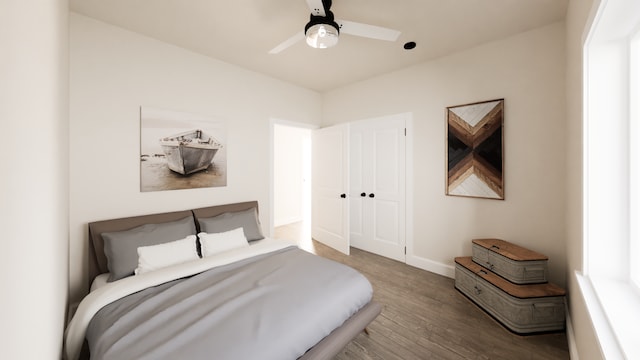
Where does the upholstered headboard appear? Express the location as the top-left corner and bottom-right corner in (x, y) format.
(86, 201), (260, 288)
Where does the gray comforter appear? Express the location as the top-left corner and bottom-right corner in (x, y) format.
(86, 246), (373, 360)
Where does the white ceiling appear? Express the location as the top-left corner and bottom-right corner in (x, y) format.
(69, 0), (568, 92)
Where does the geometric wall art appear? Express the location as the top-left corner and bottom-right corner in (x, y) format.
(446, 99), (504, 200)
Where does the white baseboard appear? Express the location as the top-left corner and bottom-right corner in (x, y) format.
(566, 304), (580, 360)
(406, 254), (455, 279)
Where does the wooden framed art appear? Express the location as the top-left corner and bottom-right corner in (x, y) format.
(446, 99), (504, 200)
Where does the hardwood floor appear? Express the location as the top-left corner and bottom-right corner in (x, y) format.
(274, 222), (570, 360)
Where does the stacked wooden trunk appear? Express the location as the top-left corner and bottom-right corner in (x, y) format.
(454, 239), (566, 334)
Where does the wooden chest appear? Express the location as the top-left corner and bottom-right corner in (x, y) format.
(472, 238), (548, 284)
(455, 256), (565, 334)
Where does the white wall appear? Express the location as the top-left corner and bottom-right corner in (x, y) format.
(274, 124), (310, 226)
(0, 1), (69, 358)
(322, 23), (568, 286)
(69, 13), (322, 301)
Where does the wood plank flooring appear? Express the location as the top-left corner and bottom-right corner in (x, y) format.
(274, 223), (569, 360)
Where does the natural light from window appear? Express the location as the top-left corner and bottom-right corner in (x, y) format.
(580, 0), (640, 358)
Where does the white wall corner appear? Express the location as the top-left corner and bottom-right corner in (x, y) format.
(565, 303), (580, 360)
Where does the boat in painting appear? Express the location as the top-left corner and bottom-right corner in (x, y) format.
(159, 129), (222, 175)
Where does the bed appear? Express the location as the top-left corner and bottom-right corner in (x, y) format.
(64, 201), (381, 360)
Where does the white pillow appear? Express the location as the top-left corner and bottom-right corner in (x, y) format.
(134, 235), (199, 275)
(199, 228), (249, 257)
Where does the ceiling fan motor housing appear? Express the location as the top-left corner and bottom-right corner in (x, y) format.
(305, 10), (340, 35)
(304, 10), (340, 48)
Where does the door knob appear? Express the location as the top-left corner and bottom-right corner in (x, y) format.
(369, 193), (375, 198)
(340, 193), (346, 198)
(360, 192), (366, 197)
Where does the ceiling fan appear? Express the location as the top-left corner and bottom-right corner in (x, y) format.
(268, 0), (401, 54)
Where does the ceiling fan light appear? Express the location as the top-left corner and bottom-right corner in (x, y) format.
(305, 23), (339, 49)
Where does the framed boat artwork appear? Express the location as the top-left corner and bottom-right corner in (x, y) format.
(140, 107), (227, 192)
(446, 99), (504, 200)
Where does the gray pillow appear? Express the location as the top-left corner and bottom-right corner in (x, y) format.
(197, 207), (264, 241)
(102, 216), (196, 282)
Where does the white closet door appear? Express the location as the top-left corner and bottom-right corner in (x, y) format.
(311, 124), (350, 255)
(350, 115), (406, 262)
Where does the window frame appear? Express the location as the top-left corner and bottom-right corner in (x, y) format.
(580, 0), (640, 358)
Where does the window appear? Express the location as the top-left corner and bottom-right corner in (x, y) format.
(581, 0), (640, 358)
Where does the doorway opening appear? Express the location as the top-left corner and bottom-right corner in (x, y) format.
(272, 121), (313, 251)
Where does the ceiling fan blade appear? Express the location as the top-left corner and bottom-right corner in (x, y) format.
(337, 20), (401, 42)
(305, 0), (326, 16)
(268, 31), (305, 54)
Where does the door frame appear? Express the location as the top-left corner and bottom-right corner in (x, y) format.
(405, 114), (415, 265)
